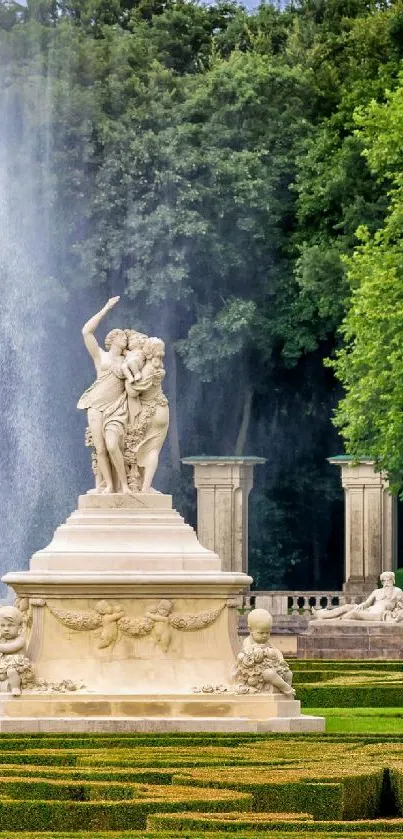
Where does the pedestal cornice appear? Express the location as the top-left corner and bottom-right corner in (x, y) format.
(2, 571), (252, 599)
(182, 457), (266, 465)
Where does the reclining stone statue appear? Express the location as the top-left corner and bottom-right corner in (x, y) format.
(312, 571), (403, 622)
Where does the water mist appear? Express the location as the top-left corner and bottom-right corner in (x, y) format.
(0, 43), (81, 591)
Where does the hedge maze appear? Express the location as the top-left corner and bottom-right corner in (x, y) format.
(0, 731), (402, 837)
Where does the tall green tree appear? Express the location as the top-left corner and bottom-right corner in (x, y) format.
(288, 0), (403, 361)
(331, 76), (403, 491)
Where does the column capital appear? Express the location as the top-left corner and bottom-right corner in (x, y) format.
(328, 455), (375, 464)
(182, 456), (266, 468)
(182, 457), (266, 490)
(328, 456), (388, 489)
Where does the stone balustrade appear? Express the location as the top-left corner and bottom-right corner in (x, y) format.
(243, 590), (365, 616)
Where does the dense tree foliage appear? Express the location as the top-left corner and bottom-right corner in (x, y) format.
(1, 0), (403, 588)
(331, 77), (403, 492)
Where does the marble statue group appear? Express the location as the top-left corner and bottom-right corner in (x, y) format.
(77, 296), (169, 494)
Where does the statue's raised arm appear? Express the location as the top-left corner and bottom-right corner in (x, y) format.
(82, 297), (120, 373)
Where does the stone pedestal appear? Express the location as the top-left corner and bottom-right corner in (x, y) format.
(182, 457), (266, 574)
(2, 492), (323, 732)
(3, 493), (245, 694)
(298, 620), (403, 660)
(329, 457), (397, 593)
(0, 693), (323, 733)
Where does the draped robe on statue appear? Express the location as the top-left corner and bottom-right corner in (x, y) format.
(77, 365), (128, 437)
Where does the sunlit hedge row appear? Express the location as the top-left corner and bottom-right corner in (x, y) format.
(289, 658), (403, 705)
(0, 785), (250, 831)
(290, 659), (403, 671)
(297, 685), (403, 706)
(2, 832), (403, 839)
(149, 813), (403, 832)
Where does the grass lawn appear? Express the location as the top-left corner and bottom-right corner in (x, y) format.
(305, 707), (403, 733)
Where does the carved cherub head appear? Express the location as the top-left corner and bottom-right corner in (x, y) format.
(143, 337), (165, 369)
(155, 599), (173, 618)
(125, 330), (148, 352)
(0, 606), (24, 640)
(95, 600), (113, 616)
(127, 349), (146, 380)
(247, 609), (273, 646)
(105, 328), (127, 354)
(14, 598), (29, 614)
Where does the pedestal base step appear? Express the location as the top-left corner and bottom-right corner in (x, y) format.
(0, 715), (325, 733)
(0, 693), (325, 733)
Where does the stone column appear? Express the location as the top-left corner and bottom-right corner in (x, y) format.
(182, 457), (266, 574)
(329, 456), (397, 593)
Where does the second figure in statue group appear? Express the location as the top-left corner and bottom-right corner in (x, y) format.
(77, 296), (169, 494)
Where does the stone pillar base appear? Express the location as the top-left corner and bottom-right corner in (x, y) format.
(343, 576), (378, 595)
(298, 620), (403, 659)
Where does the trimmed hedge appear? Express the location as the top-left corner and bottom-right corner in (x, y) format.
(0, 735), (264, 750)
(0, 785), (252, 831)
(391, 768), (403, 813)
(292, 669), (403, 684)
(171, 766), (385, 820)
(0, 777), (247, 806)
(0, 732), (402, 832)
(147, 812), (314, 830)
(297, 685), (403, 707)
(290, 659), (403, 672)
(0, 764), (174, 784)
(0, 731), (401, 747)
(148, 812), (403, 832)
(2, 833), (403, 839)
(0, 752), (78, 767)
(76, 749), (300, 769)
(0, 781), (253, 809)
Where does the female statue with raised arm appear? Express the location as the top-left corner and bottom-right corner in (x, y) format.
(77, 297), (132, 495)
